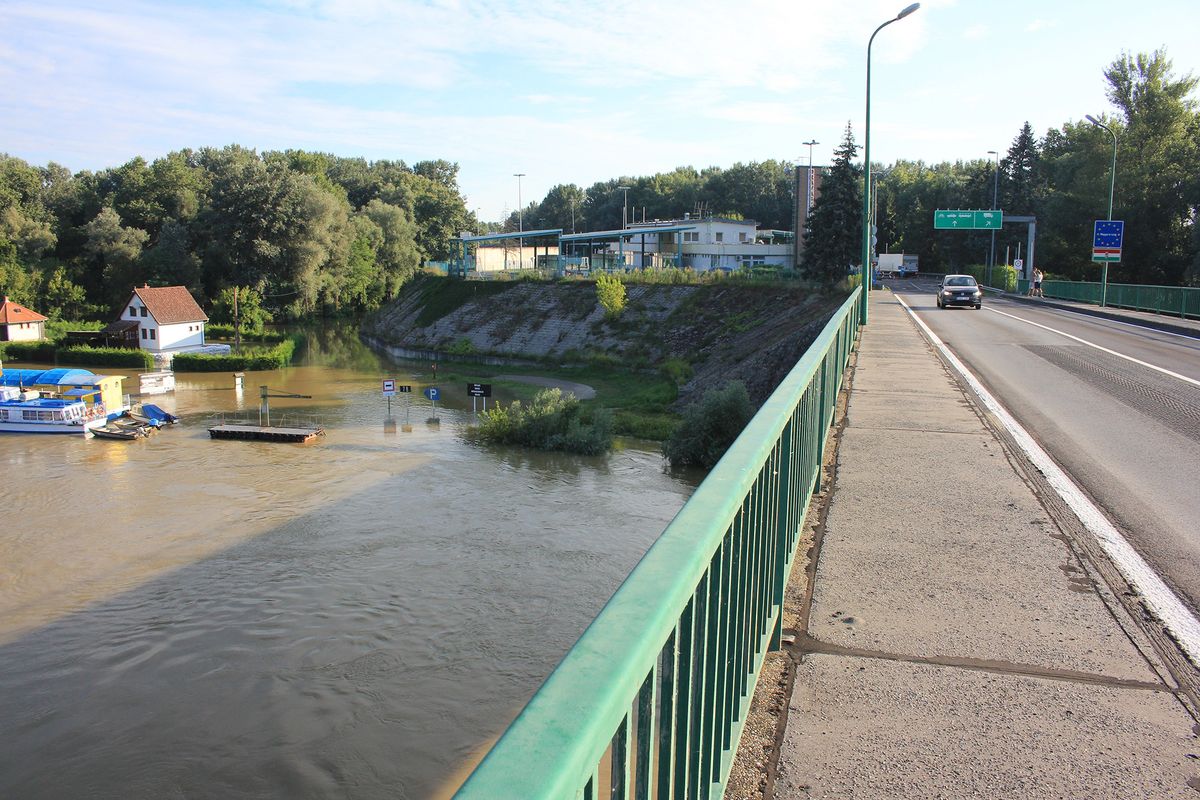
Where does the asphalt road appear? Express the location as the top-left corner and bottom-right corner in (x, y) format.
(887, 277), (1200, 615)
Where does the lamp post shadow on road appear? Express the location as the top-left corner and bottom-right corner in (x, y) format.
(1086, 114), (1118, 308)
(861, 3), (920, 326)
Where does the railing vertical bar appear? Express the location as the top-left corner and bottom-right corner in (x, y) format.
(724, 513), (744, 734)
(772, 431), (792, 650)
(755, 471), (771, 639)
(701, 548), (722, 794)
(611, 715), (630, 800)
(729, 501), (748, 705)
(672, 600), (694, 800)
(718, 527), (735, 750)
(687, 576), (710, 800)
(747, 476), (764, 646)
(656, 630), (678, 800)
(634, 666), (656, 800)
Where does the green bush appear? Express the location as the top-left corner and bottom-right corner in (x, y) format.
(0, 340), (57, 362)
(663, 380), (754, 469)
(446, 338), (475, 355)
(58, 345), (154, 369)
(172, 335), (303, 371)
(205, 323), (288, 343)
(659, 358), (693, 386)
(467, 388), (614, 455)
(595, 272), (627, 318)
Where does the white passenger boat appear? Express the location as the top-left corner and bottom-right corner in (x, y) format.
(0, 386), (107, 435)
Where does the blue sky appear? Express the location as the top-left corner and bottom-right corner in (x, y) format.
(1, 0), (1196, 221)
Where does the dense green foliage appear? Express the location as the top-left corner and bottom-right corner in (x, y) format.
(594, 273), (626, 318)
(171, 335), (302, 371)
(58, 345), (155, 369)
(507, 161), (796, 235)
(662, 380), (754, 469)
(0, 340), (56, 362)
(467, 388), (614, 455)
(0, 148), (473, 322)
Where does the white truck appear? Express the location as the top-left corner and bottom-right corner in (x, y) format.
(876, 253), (919, 277)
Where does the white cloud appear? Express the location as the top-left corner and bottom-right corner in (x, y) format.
(963, 24), (988, 40)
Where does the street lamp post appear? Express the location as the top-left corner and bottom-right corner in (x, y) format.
(1085, 114), (1118, 307)
(861, 3), (920, 326)
(987, 149), (999, 287)
(616, 185), (630, 230)
(514, 173), (525, 269)
(802, 138), (820, 214)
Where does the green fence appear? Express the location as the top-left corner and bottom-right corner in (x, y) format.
(1038, 280), (1200, 319)
(454, 288), (862, 800)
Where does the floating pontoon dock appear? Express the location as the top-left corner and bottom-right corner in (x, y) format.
(207, 423), (324, 443)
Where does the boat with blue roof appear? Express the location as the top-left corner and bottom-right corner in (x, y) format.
(0, 364), (130, 435)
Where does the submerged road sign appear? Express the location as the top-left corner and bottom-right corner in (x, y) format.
(934, 209), (1003, 230)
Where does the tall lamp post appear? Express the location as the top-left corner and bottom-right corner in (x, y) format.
(861, 3), (921, 326)
(1085, 114), (1117, 308)
(796, 139), (820, 268)
(802, 138), (820, 214)
(513, 173), (525, 269)
(987, 149), (999, 287)
(616, 185), (631, 229)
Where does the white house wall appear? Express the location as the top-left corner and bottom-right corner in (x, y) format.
(3, 322), (43, 342)
(156, 322), (204, 351)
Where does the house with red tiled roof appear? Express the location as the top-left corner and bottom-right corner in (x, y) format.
(110, 285), (208, 353)
(0, 296), (48, 342)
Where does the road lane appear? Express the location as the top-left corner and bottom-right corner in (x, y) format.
(890, 280), (1200, 615)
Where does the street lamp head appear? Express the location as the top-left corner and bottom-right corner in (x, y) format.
(1084, 114), (1099, 125)
(897, 3), (920, 19)
(986, 150), (997, 155)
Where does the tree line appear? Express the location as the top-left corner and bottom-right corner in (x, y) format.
(509, 49), (1197, 288)
(0, 146), (474, 320)
(804, 49), (1200, 286)
(3, 49), (1194, 325)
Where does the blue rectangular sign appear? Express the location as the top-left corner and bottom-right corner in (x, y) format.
(1093, 220), (1124, 249)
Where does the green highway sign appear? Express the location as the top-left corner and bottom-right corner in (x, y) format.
(975, 210), (1002, 229)
(934, 209), (1003, 230)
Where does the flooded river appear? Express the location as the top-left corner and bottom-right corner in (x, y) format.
(0, 331), (695, 799)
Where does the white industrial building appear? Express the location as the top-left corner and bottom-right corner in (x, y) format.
(604, 216), (793, 271)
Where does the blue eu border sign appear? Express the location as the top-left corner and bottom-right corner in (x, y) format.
(1093, 220), (1124, 262)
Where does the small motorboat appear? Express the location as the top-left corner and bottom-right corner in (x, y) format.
(91, 423), (145, 441)
(129, 403), (179, 425)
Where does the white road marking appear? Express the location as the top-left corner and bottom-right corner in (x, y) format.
(981, 306), (1200, 389)
(896, 294), (1200, 667)
(997, 296), (1200, 342)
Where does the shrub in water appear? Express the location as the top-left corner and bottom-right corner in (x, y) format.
(662, 380), (753, 469)
(469, 388), (614, 455)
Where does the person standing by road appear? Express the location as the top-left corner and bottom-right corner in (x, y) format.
(1032, 268), (1044, 297)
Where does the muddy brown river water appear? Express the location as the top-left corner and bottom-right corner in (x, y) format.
(0, 334), (695, 799)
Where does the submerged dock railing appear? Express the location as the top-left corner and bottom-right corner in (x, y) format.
(455, 288), (863, 800)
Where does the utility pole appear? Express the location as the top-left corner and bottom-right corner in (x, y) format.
(987, 150), (999, 287)
(514, 173), (525, 269)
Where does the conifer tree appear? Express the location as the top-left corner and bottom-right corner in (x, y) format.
(802, 122), (863, 283)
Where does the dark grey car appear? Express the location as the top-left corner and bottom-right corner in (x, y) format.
(937, 275), (982, 309)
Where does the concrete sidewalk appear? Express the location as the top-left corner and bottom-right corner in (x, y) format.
(773, 291), (1199, 798)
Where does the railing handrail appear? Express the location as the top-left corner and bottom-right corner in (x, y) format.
(455, 287), (862, 798)
(1041, 277), (1199, 293)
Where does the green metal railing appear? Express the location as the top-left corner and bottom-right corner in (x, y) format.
(455, 288), (863, 800)
(1039, 279), (1200, 319)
